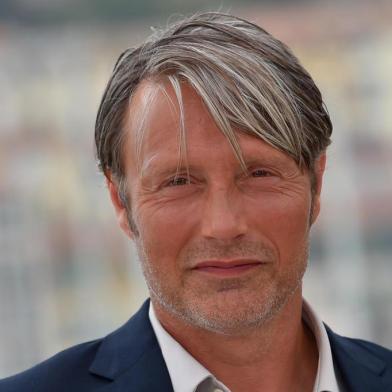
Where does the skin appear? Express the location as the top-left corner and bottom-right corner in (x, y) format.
(108, 80), (326, 391)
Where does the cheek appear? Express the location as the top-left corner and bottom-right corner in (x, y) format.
(246, 193), (311, 258)
(134, 199), (199, 261)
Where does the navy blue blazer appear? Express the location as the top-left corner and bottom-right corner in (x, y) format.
(1, 299), (391, 391)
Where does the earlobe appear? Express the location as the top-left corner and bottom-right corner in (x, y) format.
(106, 176), (134, 240)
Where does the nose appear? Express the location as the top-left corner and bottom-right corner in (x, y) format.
(200, 186), (248, 240)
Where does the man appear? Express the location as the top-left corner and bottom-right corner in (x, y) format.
(1, 12), (391, 392)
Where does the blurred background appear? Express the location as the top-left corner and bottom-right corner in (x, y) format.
(0, 0), (391, 377)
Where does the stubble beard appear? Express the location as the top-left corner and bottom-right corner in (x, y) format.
(134, 233), (309, 336)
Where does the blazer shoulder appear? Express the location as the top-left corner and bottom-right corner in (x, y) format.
(327, 324), (392, 374)
(0, 338), (105, 392)
(328, 325), (391, 356)
(0, 301), (155, 392)
(341, 335), (392, 364)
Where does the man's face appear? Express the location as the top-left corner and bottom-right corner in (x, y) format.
(110, 81), (325, 334)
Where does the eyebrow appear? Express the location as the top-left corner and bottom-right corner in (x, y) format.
(243, 155), (295, 169)
(139, 155), (194, 180)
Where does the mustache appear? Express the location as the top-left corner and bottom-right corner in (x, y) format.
(181, 239), (276, 267)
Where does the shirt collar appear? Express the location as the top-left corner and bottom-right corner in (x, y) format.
(149, 299), (341, 392)
(302, 298), (340, 392)
(149, 304), (216, 392)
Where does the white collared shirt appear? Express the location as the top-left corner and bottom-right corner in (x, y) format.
(149, 299), (343, 392)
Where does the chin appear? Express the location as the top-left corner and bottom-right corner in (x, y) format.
(166, 284), (297, 335)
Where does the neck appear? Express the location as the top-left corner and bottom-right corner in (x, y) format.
(152, 290), (318, 392)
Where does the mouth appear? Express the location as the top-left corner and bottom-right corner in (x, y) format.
(192, 259), (265, 277)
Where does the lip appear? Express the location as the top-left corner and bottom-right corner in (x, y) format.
(192, 259), (264, 277)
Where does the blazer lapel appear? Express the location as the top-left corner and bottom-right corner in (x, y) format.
(326, 325), (391, 392)
(89, 299), (173, 392)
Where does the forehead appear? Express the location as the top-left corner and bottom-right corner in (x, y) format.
(126, 79), (210, 147)
(122, 79), (295, 174)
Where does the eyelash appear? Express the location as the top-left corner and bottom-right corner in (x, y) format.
(249, 169), (273, 177)
(166, 176), (191, 187)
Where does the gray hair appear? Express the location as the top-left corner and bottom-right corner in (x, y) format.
(95, 12), (332, 203)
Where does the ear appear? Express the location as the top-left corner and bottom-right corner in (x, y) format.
(106, 175), (134, 240)
(310, 153), (326, 225)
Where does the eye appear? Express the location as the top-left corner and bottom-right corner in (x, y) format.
(166, 176), (190, 187)
(250, 169), (272, 177)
